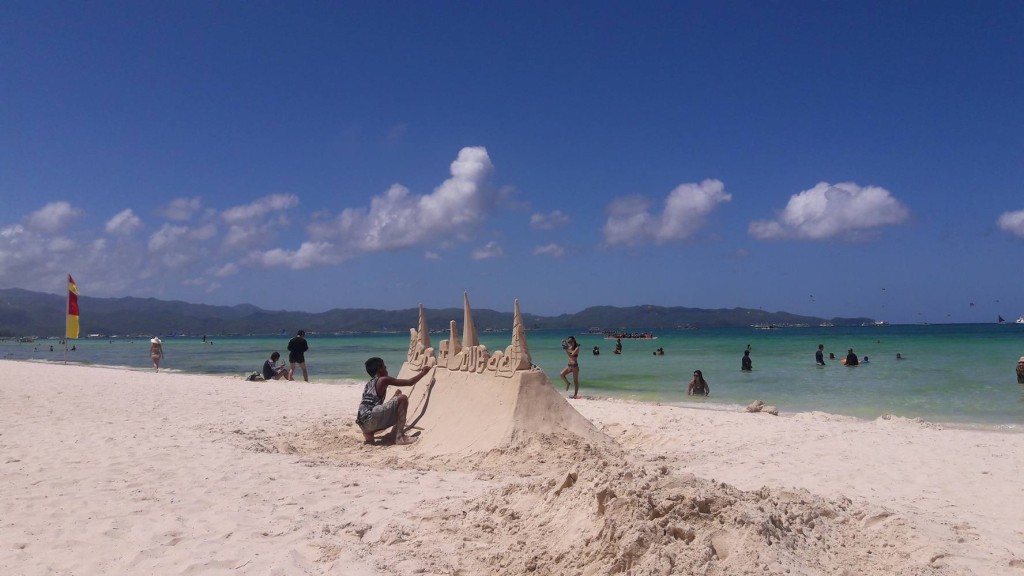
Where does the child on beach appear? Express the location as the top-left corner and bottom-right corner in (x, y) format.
(355, 357), (432, 445)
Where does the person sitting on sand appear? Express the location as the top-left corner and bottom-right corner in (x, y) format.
(687, 369), (710, 396)
(356, 357), (432, 445)
(262, 352), (288, 380)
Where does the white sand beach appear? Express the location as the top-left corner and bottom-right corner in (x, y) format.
(2, 360), (1022, 575)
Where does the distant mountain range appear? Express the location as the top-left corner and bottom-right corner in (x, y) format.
(0, 288), (873, 337)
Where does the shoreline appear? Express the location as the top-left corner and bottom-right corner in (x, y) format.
(17, 356), (1024, 432)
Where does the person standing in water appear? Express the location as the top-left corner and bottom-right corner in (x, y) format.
(816, 344), (826, 366)
(149, 337), (164, 372)
(560, 336), (581, 399)
(741, 349), (752, 371)
(688, 370), (710, 396)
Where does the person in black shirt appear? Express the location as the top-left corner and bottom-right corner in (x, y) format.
(287, 330), (310, 381)
(816, 344), (826, 365)
(263, 351), (288, 380)
(845, 348), (859, 366)
(741, 349), (752, 371)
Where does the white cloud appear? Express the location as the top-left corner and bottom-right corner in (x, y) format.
(215, 262), (241, 277)
(221, 194), (295, 249)
(471, 241), (503, 260)
(997, 209), (1024, 238)
(749, 182), (909, 240)
(48, 237), (75, 252)
(222, 193), (298, 224)
(533, 243), (565, 257)
(146, 223), (218, 270)
(303, 147), (496, 261)
(530, 210), (569, 230)
(255, 241), (342, 270)
(424, 251), (441, 260)
(602, 179), (731, 247)
(28, 202), (81, 232)
(106, 209), (142, 235)
(160, 197), (203, 221)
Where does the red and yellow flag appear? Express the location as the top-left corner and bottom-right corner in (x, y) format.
(66, 274), (80, 339)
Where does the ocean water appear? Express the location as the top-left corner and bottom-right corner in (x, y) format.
(4, 324), (1024, 428)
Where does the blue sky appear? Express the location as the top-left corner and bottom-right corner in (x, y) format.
(2, 1), (1022, 324)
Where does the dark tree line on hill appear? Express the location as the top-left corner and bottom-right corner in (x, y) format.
(0, 288), (871, 337)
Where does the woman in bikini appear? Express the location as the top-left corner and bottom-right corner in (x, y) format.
(687, 369), (710, 396)
(560, 336), (581, 399)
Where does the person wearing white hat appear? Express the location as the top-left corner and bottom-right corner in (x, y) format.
(150, 337), (164, 372)
(1016, 356), (1024, 384)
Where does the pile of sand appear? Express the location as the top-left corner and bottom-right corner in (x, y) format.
(250, 362), (953, 575)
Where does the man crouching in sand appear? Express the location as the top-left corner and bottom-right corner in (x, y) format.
(356, 357), (432, 445)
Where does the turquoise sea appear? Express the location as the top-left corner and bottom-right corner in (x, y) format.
(4, 324), (1023, 428)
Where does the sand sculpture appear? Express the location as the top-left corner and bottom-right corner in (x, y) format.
(395, 293), (608, 456)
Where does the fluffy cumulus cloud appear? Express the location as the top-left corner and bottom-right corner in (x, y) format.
(255, 241), (341, 269)
(602, 179), (732, 247)
(105, 209), (142, 235)
(471, 241), (503, 260)
(159, 197), (203, 221)
(530, 210), (569, 230)
(997, 209), (1024, 238)
(28, 201), (81, 232)
(147, 223), (217, 269)
(749, 182), (909, 240)
(278, 147), (497, 269)
(221, 193), (298, 249)
(0, 203), (144, 294)
(533, 243), (565, 257)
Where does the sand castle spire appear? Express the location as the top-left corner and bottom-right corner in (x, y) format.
(418, 303), (431, 350)
(406, 303), (436, 370)
(461, 292), (479, 347)
(511, 298), (531, 366)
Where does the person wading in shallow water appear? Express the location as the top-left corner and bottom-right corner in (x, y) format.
(688, 370), (710, 396)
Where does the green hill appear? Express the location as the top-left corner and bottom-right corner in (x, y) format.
(0, 288), (871, 338)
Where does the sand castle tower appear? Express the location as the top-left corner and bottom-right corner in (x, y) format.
(396, 294), (606, 456)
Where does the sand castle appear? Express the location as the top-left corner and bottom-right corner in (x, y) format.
(395, 293), (608, 456)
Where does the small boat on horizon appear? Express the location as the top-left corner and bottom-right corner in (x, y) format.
(604, 332), (657, 340)
(1017, 315), (1024, 324)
